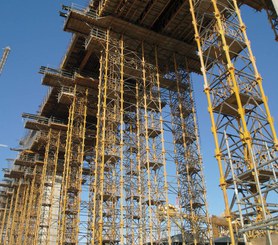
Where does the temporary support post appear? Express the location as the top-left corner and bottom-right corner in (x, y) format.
(135, 71), (144, 245)
(58, 96), (75, 244)
(0, 191), (14, 243)
(23, 165), (37, 245)
(58, 84), (88, 244)
(95, 29), (110, 245)
(141, 41), (154, 244)
(90, 52), (104, 245)
(154, 46), (172, 245)
(0, 196), (9, 240)
(119, 35), (125, 245)
(5, 182), (21, 245)
(33, 130), (51, 244)
(189, 0), (278, 243)
(45, 131), (61, 245)
(167, 54), (212, 244)
(15, 182), (30, 244)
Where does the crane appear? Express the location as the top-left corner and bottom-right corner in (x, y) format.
(0, 46), (11, 75)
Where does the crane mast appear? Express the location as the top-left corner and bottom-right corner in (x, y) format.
(0, 46), (11, 75)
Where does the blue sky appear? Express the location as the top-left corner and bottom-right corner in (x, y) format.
(0, 1), (277, 216)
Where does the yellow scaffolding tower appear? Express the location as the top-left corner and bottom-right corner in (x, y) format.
(58, 84), (88, 244)
(168, 56), (212, 244)
(89, 27), (212, 244)
(189, 0), (278, 243)
(4, 1), (277, 244)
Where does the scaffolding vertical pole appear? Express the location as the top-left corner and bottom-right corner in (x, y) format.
(0, 191), (14, 243)
(168, 88), (188, 245)
(45, 131), (61, 245)
(174, 55), (197, 244)
(0, 195), (8, 240)
(119, 35), (125, 245)
(100, 30), (121, 245)
(0, 193), (8, 234)
(90, 53), (104, 245)
(34, 128), (63, 244)
(96, 29), (110, 245)
(141, 41), (154, 245)
(189, 70), (212, 245)
(58, 94), (75, 245)
(168, 53), (211, 244)
(90, 28), (123, 244)
(23, 165), (37, 245)
(224, 130), (247, 244)
(10, 183), (26, 245)
(58, 84), (88, 244)
(154, 46), (172, 245)
(135, 77), (144, 245)
(15, 182), (30, 244)
(5, 182), (21, 245)
(33, 130), (51, 244)
(76, 89), (88, 242)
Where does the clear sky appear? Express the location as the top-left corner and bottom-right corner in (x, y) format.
(0, 1), (277, 216)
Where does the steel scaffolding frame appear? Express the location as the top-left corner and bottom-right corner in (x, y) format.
(24, 163), (39, 245)
(0, 188), (10, 239)
(168, 56), (212, 245)
(0, 130), (62, 245)
(35, 129), (62, 245)
(1, 1), (277, 244)
(189, 0), (278, 243)
(88, 27), (211, 244)
(90, 30), (123, 244)
(58, 85), (88, 244)
(11, 181), (29, 245)
(3, 182), (22, 245)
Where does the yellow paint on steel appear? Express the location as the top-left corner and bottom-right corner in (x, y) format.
(155, 46), (172, 244)
(16, 183), (30, 244)
(0, 193), (11, 241)
(3, 190), (15, 244)
(97, 29), (110, 245)
(188, 66), (212, 245)
(23, 165), (37, 245)
(33, 130), (51, 244)
(141, 41), (154, 245)
(58, 90), (76, 244)
(8, 182), (21, 245)
(210, 0), (271, 236)
(45, 131), (61, 244)
(135, 78), (144, 245)
(188, 0), (235, 243)
(173, 54), (198, 245)
(119, 35), (125, 244)
(91, 53), (104, 245)
(75, 89), (88, 242)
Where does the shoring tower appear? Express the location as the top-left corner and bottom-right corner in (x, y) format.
(0, 1), (277, 245)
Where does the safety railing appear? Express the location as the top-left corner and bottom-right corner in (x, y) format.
(39, 66), (74, 79)
(22, 113), (67, 127)
(61, 3), (99, 19)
